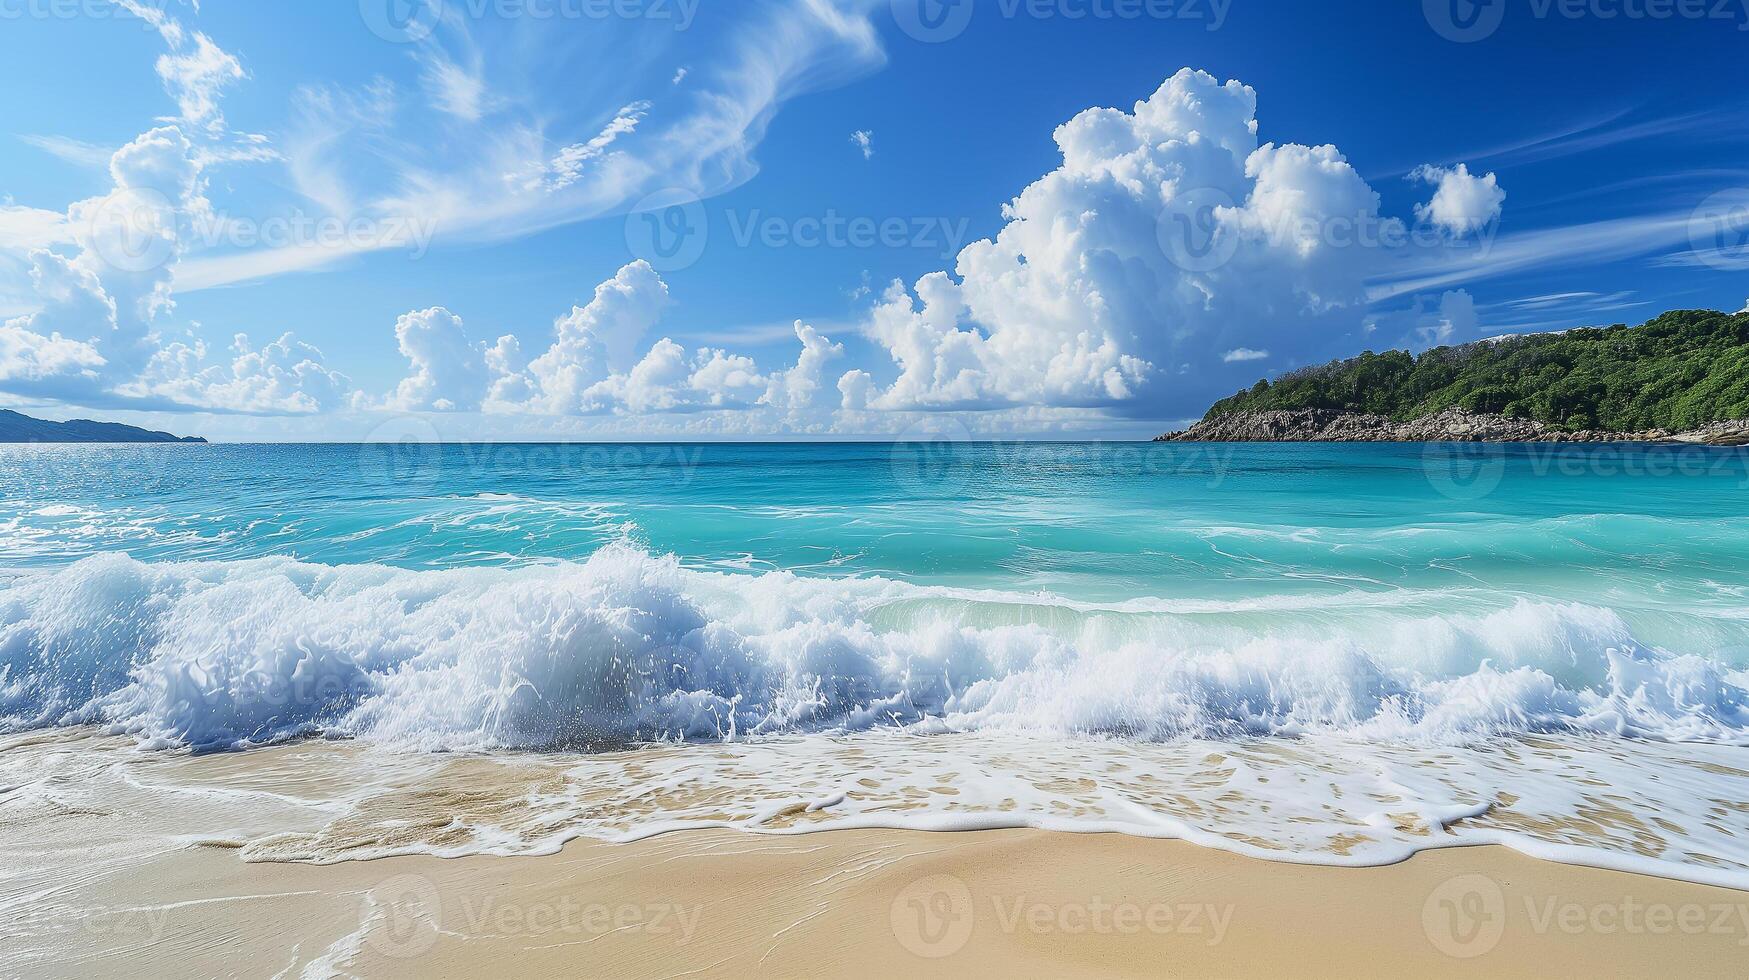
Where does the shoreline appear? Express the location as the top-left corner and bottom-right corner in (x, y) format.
(1157, 407), (1749, 445)
(5, 732), (1748, 977)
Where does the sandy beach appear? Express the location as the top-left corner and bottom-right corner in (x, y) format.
(4, 733), (1746, 979)
(17, 827), (1749, 978)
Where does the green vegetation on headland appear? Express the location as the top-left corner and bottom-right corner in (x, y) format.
(0, 409), (206, 444)
(1205, 309), (1749, 433)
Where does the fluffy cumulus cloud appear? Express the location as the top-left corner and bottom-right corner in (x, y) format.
(837, 369), (874, 411)
(0, 134), (347, 410)
(377, 261), (845, 428)
(853, 68), (1392, 417)
(0, 6), (345, 415)
(520, 260), (671, 414)
(764, 322), (843, 413)
(2, 127), (186, 404)
(1411, 163), (1506, 237)
(386, 308), (495, 412)
(133, 332), (350, 414)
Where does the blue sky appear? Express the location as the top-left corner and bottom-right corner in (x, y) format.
(1, 0), (1746, 441)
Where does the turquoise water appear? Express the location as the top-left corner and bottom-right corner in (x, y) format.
(1, 441), (1748, 748)
(5, 441), (1749, 595)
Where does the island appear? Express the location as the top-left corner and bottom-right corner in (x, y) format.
(0, 409), (207, 444)
(1160, 308), (1749, 445)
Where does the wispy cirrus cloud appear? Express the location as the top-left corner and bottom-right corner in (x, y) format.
(1370, 210), (1698, 301)
(18, 134), (114, 170)
(1372, 105), (1748, 180)
(179, 0), (888, 291)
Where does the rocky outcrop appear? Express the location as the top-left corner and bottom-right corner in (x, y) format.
(1157, 408), (1749, 445)
(1667, 420), (1749, 446)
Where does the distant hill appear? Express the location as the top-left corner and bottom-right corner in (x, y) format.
(0, 409), (206, 444)
(1198, 309), (1749, 432)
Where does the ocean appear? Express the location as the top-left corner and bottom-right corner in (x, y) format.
(2, 441), (1748, 885)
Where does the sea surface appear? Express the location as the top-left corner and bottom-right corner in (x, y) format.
(2, 441), (1748, 885)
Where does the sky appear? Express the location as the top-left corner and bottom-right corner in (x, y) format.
(1, 0), (1746, 442)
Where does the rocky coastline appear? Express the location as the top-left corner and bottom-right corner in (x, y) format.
(1157, 407), (1749, 446)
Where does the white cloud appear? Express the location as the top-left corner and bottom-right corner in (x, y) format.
(2, 125), (203, 398)
(761, 321), (843, 414)
(531, 102), (651, 192)
(155, 31), (246, 134)
(684, 348), (767, 409)
(387, 307), (492, 412)
(181, 0), (888, 290)
(520, 259), (671, 413)
(1411, 163), (1505, 237)
(850, 130), (874, 159)
(612, 338), (692, 413)
(672, 67), (689, 85)
(837, 369), (873, 411)
(0, 205), (70, 251)
(1221, 348), (1269, 363)
(0, 322), (105, 388)
(18, 135), (113, 169)
(376, 263), (859, 432)
(0, 15), (340, 416)
(1373, 210), (1693, 300)
(859, 68), (1386, 416)
(419, 51), (489, 122)
(132, 332), (350, 414)
(1366, 289), (1481, 350)
(113, 0), (248, 139)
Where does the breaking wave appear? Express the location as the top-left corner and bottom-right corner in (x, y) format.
(2, 546), (1746, 751)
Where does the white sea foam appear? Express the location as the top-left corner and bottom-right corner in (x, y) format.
(4, 729), (1745, 891)
(1, 547), (1746, 751)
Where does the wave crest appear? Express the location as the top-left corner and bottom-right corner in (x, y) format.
(2, 547), (1746, 750)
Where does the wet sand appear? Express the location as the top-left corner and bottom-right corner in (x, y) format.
(11, 826), (1748, 978)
